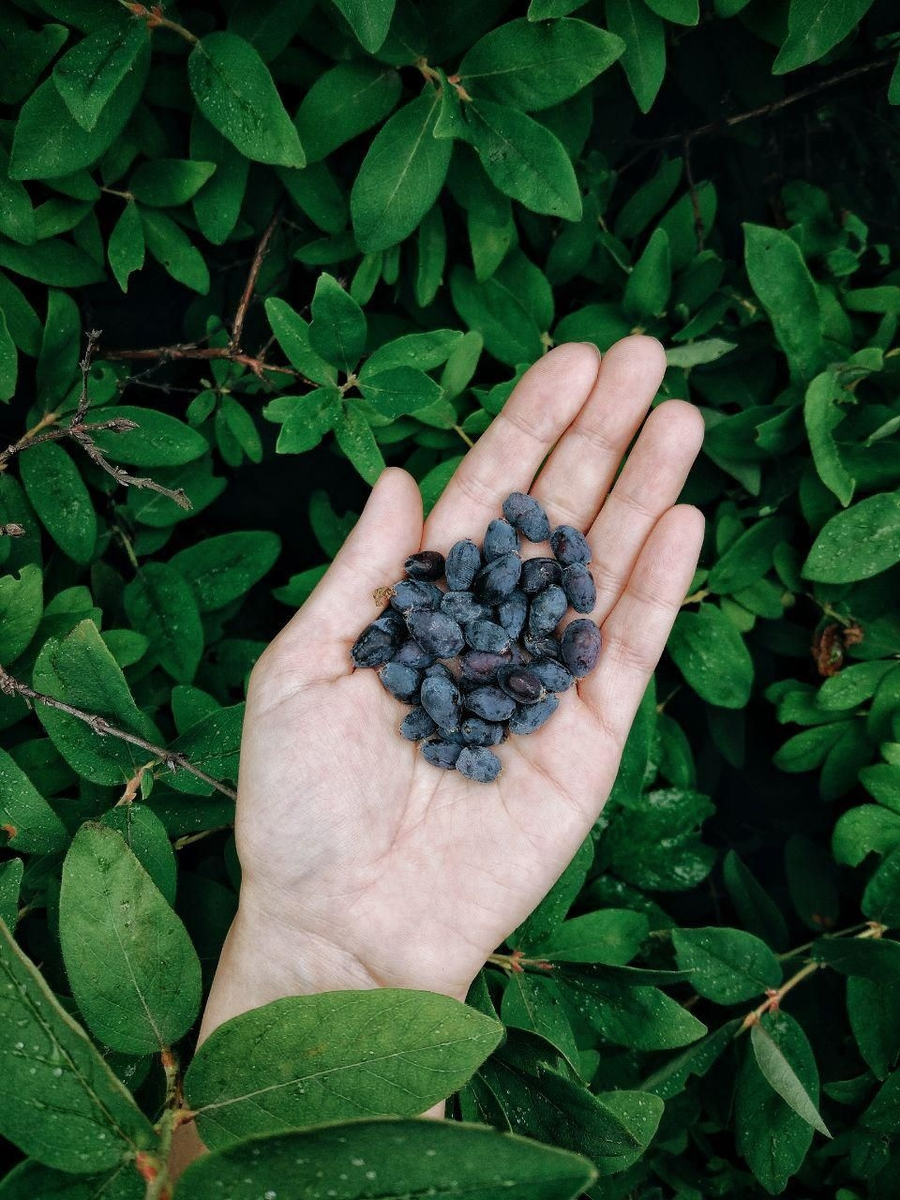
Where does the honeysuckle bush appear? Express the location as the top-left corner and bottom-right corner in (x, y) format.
(0, 0), (899, 1196)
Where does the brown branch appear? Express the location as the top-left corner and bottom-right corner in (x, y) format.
(0, 332), (192, 510)
(620, 54), (896, 173)
(0, 666), (238, 801)
(230, 209), (281, 352)
(106, 212), (296, 382)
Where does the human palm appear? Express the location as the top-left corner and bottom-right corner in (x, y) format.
(211, 337), (705, 1022)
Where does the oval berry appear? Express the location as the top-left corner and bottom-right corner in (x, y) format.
(509, 693), (559, 734)
(351, 615), (403, 667)
(464, 619), (511, 654)
(420, 675), (462, 731)
(445, 538), (481, 590)
(406, 610), (465, 658)
(520, 557), (562, 595)
(497, 664), (545, 705)
(528, 584), (568, 636)
(390, 579), (442, 614)
(400, 707), (437, 741)
(464, 686), (517, 722)
(484, 518), (519, 560)
(377, 661), (421, 702)
(496, 588), (528, 639)
(502, 492), (551, 543)
(473, 552), (521, 604)
(562, 562), (596, 614)
(459, 649), (511, 683)
(529, 657), (574, 694)
(561, 618), (602, 678)
(457, 745), (502, 783)
(460, 716), (504, 747)
(550, 525), (592, 566)
(404, 550), (445, 581)
(421, 740), (463, 770)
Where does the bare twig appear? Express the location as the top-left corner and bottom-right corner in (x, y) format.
(0, 332), (192, 510)
(230, 209), (281, 352)
(619, 55), (895, 174)
(0, 666), (238, 801)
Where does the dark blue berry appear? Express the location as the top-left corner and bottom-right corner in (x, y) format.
(351, 615), (403, 667)
(420, 675), (462, 731)
(473, 552), (521, 604)
(421, 740), (463, 770)
(498, 664), (545, 705)
(377, 661), (421, 702)
(392, 639), (437, 670)
(457, 745), (502, 783)
(441, 590), (487, 625)
(400, 707), (437, 741)
(520, 557), (562, 595)
(460, 717), (504, 747)
(445, 539), (481, 590)
(497, 588), (527, 639)
(406, 610), (465, 658)
(523, 631), (562, 660)
(464, 619), (511, 654)
(550, 525), (592, 566)
(484, 518), (519, 560)
(562, 563), (596, 614)
(459, 649), (511, 683)
(465, 686), (517, 722)
(529, 657), (574, 693)
(404, 550), (445, 581)
(561, 618), (602, 677)
(529, 584), (568, 636)
(509, 693), (559, 734)
(391, 579), (442, 614)
(502, 492), (551, 542)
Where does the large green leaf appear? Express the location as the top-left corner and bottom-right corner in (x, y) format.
(351, 92), (452, 253)
(0, 921), (155, 1173)
(188, 31), (305, 167)
(750, 1021), (831, 1136)
(330, 0), (396, 53)
(59, 823), (201, 1054)
(169, 531), (281, 611)
(774, 0), (875, 73)
(606, 0), (666, 113)
(123, 562), (204, 684)
(459, 18), (624, 111)
(19, 442), (96, 565)
(92, 406), (208, 467)
(309, 273), (367, 371)
(51, 15), (147, 132)
(295, 61), (401, 163)
(803, 492), (900, 583)
(0, 745), (67, 854)
(673, 927), (782, 1003)
(0, 563), (42, 662)
(667, 604), (754, 708)
(179, 1118), (596, 1200)
(184, 989), (503, 1148)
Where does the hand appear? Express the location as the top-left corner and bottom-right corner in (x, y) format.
(200, 337), (705, 1035)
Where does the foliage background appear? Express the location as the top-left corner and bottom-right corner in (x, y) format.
(0, 0), (899, 1196)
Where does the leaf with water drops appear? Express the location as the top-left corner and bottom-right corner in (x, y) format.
(184, 989), (504, 1149)
(0, 1157), (144, 1198)
(0, 921), (155, 1173)
(59, 823), (202, 1055)
(179, 1117), (597, 1199)
(673, 926), (782, 1003)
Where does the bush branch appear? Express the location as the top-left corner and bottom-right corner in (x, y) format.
(0, 666), (238, 801)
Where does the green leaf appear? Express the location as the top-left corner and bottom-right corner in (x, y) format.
(123, 562), (204, 684)
(227, 0), (314, 60)
(0, 921), (155, 1172)
(863, 846), (900, 926)
(184, 990), (503, 1148)
(604, 787), (716, 892)
(0, 563), (42, 662)
(92, 405), (207, 467)
(673, 926), (782, 1003)
(167, 702), (244, 796)
(500, 973), (581, 1068)
(467, 99), (582, 221)
(557, 968), (707, 1049)
(330, 0), (396, 53)
(129, 159), (216, 207)
(351, 92), (452, 253)
(264, 297), (337, 385)
(36, 289), (80, 409)
(100, 804), (177, 906)
(107, 201), (144, 293)
(803, 492), (900, 583)
(450, 267), (543, 366)
(0, 311), (16, 402)
(59, 823), (202, 1054)
(335, 406), (386, 485)
(0, 745), (67, 854)
(458, 18), (624, 111)
(514, 838), (594, 949)
(833, 805), (900, 866)
(188, 32), (305, 167)
(735, 1012), (819, 1192)
(169, 531), (281, 611)
(51, 16), (147, 132)
(774, 0), (874, 73)
(33, 619), (160, 785)
(668, 604), (754, 708)
(606, 0), (666, 113)
(0, 238), (104, 287)
(750, 1021), (830, 1136)
(665, 337), (735, 367)
(804, 370), (855, 507)
(294, 62), (401, 164)
(707, 517), (788, 595)
(271, 387), (341, 454)
(0, 147), (35, 246)
(743, 223), (826, 384)
(624, 227), (671, 319)
(358, 367), (443, 418)
(416, 204), (447, 307)
(10, 42), (148, 180)
(190, 115), (249, 246)
(645, 0), (699, 23)
(813, 936), (900, 984)
(141, 209), (210, 295)
(19, 442), (96, 565)
(531, 909), (650, 964)
(179, 1118), (596, 1200)
(0, 859), (22, 932)
(0, 1159), (144, 1199)
(309, 273), (367, 371)
(847, 976), (900, 1079)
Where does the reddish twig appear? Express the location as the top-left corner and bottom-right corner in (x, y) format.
(230, 209), (281, 351)
(0, 666), (237, 801)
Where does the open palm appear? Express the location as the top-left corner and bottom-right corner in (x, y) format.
(211, 338), (705, 1022)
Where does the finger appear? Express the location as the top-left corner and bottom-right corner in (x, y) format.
(579, 505), (705, 748)
(530, 335), (667, 530)
(423, 343), (601, 549)
(587, 399), (705, 624)
(268, 468), (423, 668)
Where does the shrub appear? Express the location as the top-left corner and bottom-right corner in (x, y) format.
(0, 0), (899, 1196)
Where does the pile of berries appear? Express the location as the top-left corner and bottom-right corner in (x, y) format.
(351, 492), (602, 784)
